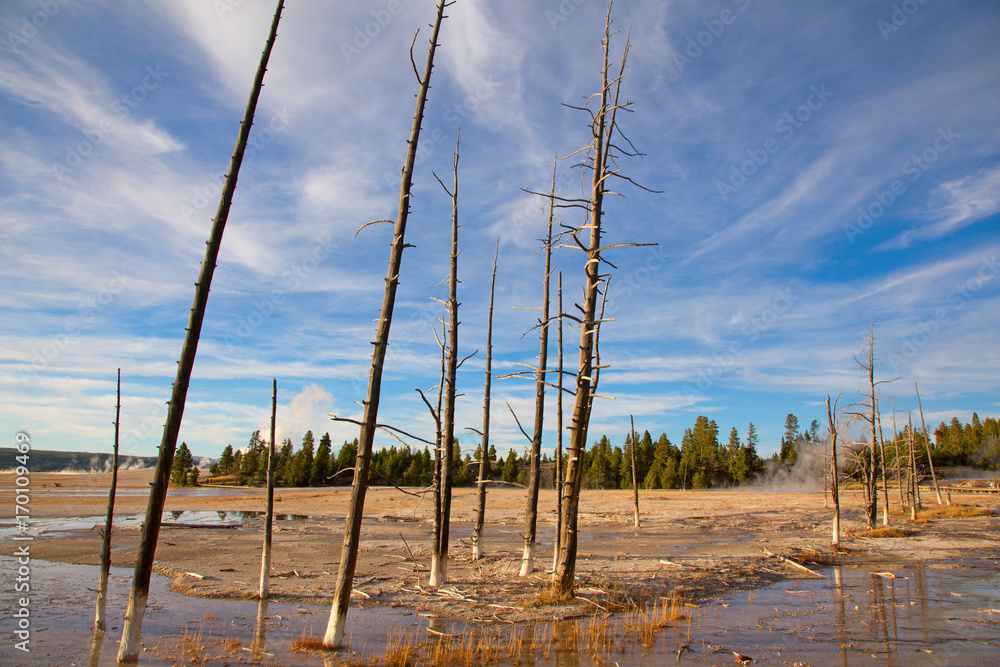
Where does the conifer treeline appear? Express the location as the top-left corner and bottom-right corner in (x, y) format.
(205, 412), (999, 490)
(206, 417), (768, 490)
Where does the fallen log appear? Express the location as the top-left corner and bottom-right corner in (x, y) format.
(764, 548), (825, 578)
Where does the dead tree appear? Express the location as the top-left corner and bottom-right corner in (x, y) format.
(429, 131), (462, 588)
(551, 271), (565, 572)
(827, 394), (841, 547)
(875, 397), (890, 526)
(915, 383), (945, 504)
(471, 240), (499, 560)
(891, 397), (905, 508)
(94, 368), (121, 631)
(519, 164), (557, 577)
(117, 3), (284, 660)
(845, 323), (896, 530)
(629, 414), (640, 528)
(259, 379), (277, 598)
(907, 412), (920, 517)
(554, 4), (654, 599)
(324, 0), (450, 646)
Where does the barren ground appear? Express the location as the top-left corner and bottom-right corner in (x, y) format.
(2, 470), (998, 626)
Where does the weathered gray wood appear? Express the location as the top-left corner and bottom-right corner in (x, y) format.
(430, 131), (461, 588)
(915, 383), (945, 504)
(551, 271), (564, 573)
(94, 368), (120, 631)
(520, 164), (556, 577)
(472, 240), (499, 560)
(827, 394), (840, 547)
(629, 414), (640, 529)
(324, 0), (449, 646)
(555, 7), (632, 599)
(259, 379), (277, 598)
(117, 4), (284, 660)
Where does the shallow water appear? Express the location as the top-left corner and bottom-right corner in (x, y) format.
(1, 557), (997, 665)
(0, 511), (310, 541)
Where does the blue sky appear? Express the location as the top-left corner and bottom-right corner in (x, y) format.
(2, 0), (998, 461)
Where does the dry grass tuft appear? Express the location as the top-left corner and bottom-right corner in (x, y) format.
(858, 526), (914, 538)
(920, 503), (995, 519)
(384, 628), (419, 667)
(291, 627), (331, 652)
(536, 585), (562, 606)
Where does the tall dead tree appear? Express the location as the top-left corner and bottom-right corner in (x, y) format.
(117, 3), (284, 660)
(907, 412), (920, 517)
(551, 271), (564, 572)
(471, 240), (499, 560)
(915, 383), (945, 504)
(554, 4), (653, 599)
(629, 414), (640, 528)
(827, 394), (841, 547)
(259, 379), (277, 598)
(519, 164), (557, 577)
(891, 397), (905, 508)
(94, 368), (121, 631)
(324, 0), (450, 645)
(429, 131), (462, 588)
(846, 323), (891, 530)
(875, 397), (890, 526)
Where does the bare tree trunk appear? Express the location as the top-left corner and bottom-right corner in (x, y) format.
(629, 415), (640, 529)
(94, 368), (121, 632)
(551, 272), (564, 573)
(915, 383), (945, 504)
(875, 398), (890, 526)
(827, 395), (841, 548)
(823, 425), (829, 509)
(892, 397), (904, 509)
(908, 412), (919, 519)
(430, 131), (461, 588)
(520, 165), (556, 577)
(324, 0), (449, 646)
(555, 8), (633, 599)
(117, 4), (284, 660)
(866, 338), (879, 529)
(849, 323), (880, 530)
(471, 240), (499, 561)
(259, 379), (277, 598)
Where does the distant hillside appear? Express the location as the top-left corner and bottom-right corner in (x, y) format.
(0, 448), (158, 473)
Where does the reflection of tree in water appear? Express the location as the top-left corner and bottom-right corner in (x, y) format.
(89, 628), (104, 667)
(833, 567), (848, 667)
(553, 621), (580, 667)
(251, 597), (268, 656)
(869, 573), (890, 649)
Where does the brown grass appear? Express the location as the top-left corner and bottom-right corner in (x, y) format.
(290, 624), (331, 653)
(858, 526), (914, 538)
(919, 503), (995, 519)
(384, 628), (419, 667)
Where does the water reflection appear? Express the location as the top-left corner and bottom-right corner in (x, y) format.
(3, 556), (998, 665)
(252, 597), (269, 657)
(88, 628), (104, 667)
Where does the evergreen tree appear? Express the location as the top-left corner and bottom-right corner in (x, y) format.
(779, 413), (800, 468)
(171, 442), (195, 486)
(276, 438), (293, 486)
(727, 427), (751, 484)
(334, 439), (358, 485)
(501, 448), (519, 483)
(290, 430), (314, 487)
(312, 432), (332, 486)
(746, 422), (764, 474)
(218, 444), (234, 475)
(487, 444), (498, 479)
(644, 433), (679, 489)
